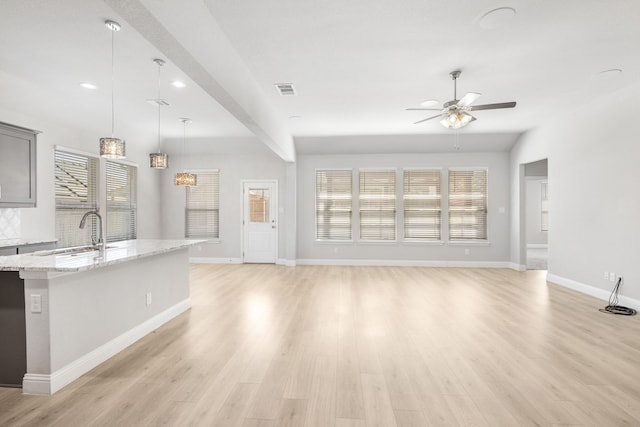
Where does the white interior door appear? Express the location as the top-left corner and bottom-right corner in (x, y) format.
(242, 181), (277, 263)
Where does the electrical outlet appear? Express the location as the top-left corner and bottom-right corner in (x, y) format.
(465, 248), (470, 255)
(30, 294), (42, 313)
(604, 271), (609, 280)
(610, 272), (616, 282)
(146, 292), (152, 306)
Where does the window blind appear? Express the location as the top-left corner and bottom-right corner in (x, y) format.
(403, 169), (441, 240)
(106, 161), (137, 242)
(359, 170), (396, 241)
(448, 169), (488, 241)
(54, 150), (98, 248)
(185, 171), (219, 238)
(315, 170), (352, 240)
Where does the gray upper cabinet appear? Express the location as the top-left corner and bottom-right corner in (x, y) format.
(0, 122), (38, 208)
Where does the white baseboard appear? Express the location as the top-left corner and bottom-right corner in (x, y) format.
(509, 263), (527, 271)
(546, 274), (640, 310)
(295, 259), (511, 268)
(189, 257), (242, 264)
(276, 258), (296, 267)
(23, 299), (191, 395)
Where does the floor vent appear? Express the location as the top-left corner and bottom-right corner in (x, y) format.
(274, 83), (296, 96)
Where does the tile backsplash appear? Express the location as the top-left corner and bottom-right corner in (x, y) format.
(0, 208), (21, 239)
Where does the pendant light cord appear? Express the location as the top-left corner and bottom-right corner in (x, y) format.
(110, 25), (115, 138)
(157, 61), (162, 151)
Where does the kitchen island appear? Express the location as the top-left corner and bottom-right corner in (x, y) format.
(0, 239), (203, 395)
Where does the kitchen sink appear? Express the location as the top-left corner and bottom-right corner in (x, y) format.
(32, 245), (116, 256)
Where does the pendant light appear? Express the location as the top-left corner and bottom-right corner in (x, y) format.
(99, 20), (125, 159)
(149, 58), (169, 169)
(175, 118), (197, 186)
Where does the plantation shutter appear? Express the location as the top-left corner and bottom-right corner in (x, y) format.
(185, 171), (219, 238)
(359, 170), (396, 241)
(106, 161), (137, 242)
(54, 150), (99, 247)
(448, 169), (488, 241)
(403, 169), (441, 240)
(315, 170), (352, 240)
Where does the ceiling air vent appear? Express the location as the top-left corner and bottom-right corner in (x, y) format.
(275, 83), (296, 96)
(146, 98), (171, 107)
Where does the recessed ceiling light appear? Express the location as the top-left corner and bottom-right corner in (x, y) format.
(171, 80), (186, 88)
(420, 99), (439, 107)
(80, 82), (97, 90)
(478, 7), (516, 30)
(594, 69), (622, 79)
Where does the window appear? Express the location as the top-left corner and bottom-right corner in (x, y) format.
(106, 161), (137, 242)
(448, 169), (488, 241)
(249, 189), (270, 223)
(55, 150), (98, 248)
(403, 169), (441, 241)
(541, 181), (549, 232)
(315, 170), (352, 240)
(185, 171), (219, 239)
(359, 170), (396, 241)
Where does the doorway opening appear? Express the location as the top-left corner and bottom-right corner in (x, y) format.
(523, 159), (548, 270)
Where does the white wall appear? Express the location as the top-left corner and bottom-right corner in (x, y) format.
(510, 82), (640, 300)
(296, 151), (511, 264)
(160, 145), (290, 262)
(0, 107), (163, 243)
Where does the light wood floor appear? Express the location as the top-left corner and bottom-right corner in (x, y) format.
(2, 265), (640, 426)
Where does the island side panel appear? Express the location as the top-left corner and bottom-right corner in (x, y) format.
(0, 271), (27, 387)
(22, 247), (191, 394)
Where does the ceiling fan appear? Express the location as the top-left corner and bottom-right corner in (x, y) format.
(406, 70), (516, 129)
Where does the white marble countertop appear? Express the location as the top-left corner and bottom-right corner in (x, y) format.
(0, 238), (57, 248)
(0, 239), (204, 273)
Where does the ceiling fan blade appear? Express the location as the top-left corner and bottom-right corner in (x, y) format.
(457, 92), (481, 107)
(469, 101), (516, 111)
(405, 107), (443, 111)
(413, 114), (443, 124)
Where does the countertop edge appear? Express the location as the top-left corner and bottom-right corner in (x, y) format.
(0, 239), (206, 273)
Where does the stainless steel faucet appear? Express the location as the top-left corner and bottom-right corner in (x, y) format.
(79, 210), (105, 251)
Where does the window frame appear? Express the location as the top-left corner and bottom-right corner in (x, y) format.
(358, 168), (397, 242)
(105, 159), (137, 243)
(54, 147), (100, 248)
(402, 168), (442, 242)
(315, 169), (353, 242)
(447, 167), (489, 242)
(185, 169), (220, 240)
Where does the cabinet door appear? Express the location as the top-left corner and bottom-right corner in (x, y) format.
(0, 123), (37, 207)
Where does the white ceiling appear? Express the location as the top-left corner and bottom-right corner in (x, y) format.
(1, 0), (638, 157)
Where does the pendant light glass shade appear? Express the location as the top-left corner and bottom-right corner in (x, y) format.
(175, 118), (196, 186)
(175, 172), (197, 186)
(149, 58), (169, 169)
(149, 152), (169, 168)
(100, 20), (126, 159)
(100, 137), (126, 159)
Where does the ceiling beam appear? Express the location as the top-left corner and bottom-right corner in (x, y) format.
(105, 0), (296, 162)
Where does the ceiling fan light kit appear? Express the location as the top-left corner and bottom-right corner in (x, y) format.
(441, 111), (475, 129)
(406, 69), (516, 129)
